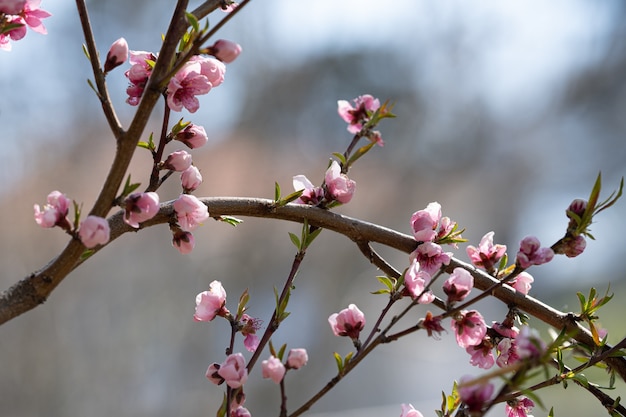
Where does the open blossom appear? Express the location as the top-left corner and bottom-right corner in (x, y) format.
(173, 194), (209, 232)
(20, 0), (51, 34)
(174, 124), (208, 149)
(172, 230), (195, 254)
(466, 231), (507, 272)
(261, 356), (285, 384)
(125, 50), (157, 105)
(516, 236), (554, 269)
(292, 175), (324, 205)
(217, 353), (248, 388)
(466, 341), (495, 369)
(452, 310), (487, 348)
(505, 397), (534, 417)
(328, 304), (365, 339)
(287, 348), (308, 369)
(337, 94), (380, 134)
(166, 61), (212, 113)
(211, 39), (242, 63)
(34, 190), (71, 229)
(190, 55), (226, 87)
(194, 280), (228, 322)
(78, 215), (110, 248)
(496, 338), (519, 368)
(410, 202), (441, 242)
(104, 37), (128, 72)
(400, 403), (424, 417)
(443, 267), (474, 303)
(403, 259), (433, 303)
(240, 313), (261, 352)
(324, 160), (356, 204)
(458, 376), (494, 413)
(510, 271), (534, 295)
(123, 192), (159, 228)
(410, 241), (451, 276)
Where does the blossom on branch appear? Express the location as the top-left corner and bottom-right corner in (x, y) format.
(287, 348), (308, 369)
(173, 194), (209, 231)
(328, 304), (365, 340)
(166, 61), (212, 113)
(172, 230), (195, 254)
(410, 202), (441, 242)
(162, 150), (193, 171)
(324, 160), (356, 204)
(123, 192), (159, 228)
(104, 37), (128, 72)
(410, 241), (451, 276)
(261, 355), (285, 384)
(466, 231), (506, 272)
(210, 39), (242, 63)
(337, 94), (380, 134)
(194, 280), (228, 322)
(125, 50), (156, 105)
(516, 236), (554, 269)
(505, 397), (535, 417)
(174, 124), (208, 149)
(78, 215), (110, 248)
(452, 310), (487, 348)
(34, 190), (71, 229)
(292, 175), (324, 205)
(458, 376), (494, 413)
(181, 165), (202, 192)
(443, 267), (474, 303)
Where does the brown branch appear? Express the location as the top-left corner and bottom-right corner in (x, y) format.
(1, 197), (623, 379)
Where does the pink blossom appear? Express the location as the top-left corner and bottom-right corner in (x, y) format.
(240, 313), (261, 352)
(194, 280), (228, 322)
(123, 192), (159, 228)
(231, 406), (251, 417)
(368, 130), (384, 147)
(466, 231), (507, 272)
(175, 123), (208, 149)
(566, 198), (587, 219)
(421, 311), (445, 339)
(172, 230), (195, 254)
(492, 322), (519, 339)
(218, 353), (248, 388)
(410, 241), (451, 276)
(166, 61), (212, 113)
(337, 94), (380, 134)
(510, 271), (534, 295)
(0, 0), (26, 14)
(21, 0), (51, 34)
(104, 37), (128, 72)
(400, 403), (424, 417)
(562, 235), (586, 258)
(324, 160), (356, 204)
(190, 55), (226, 88)
(78, 215), (110, 248)
(505, 397), (534, 417)
(458, 376), (494, 413)
(286, 348), (308, 369)
(261, 356), (286, 384)
(211, 39), (242, 63)
(496, 338), (519, 368)
(410, 202), (441, 242)
(516, 236), (554, 269)
(173, 194), (209, 232)
(162, 150), (192, 171)
(34, 190), (71, 229)
(125, 51), (156, 105)
(443, 267), (474, 303)
(181, 165), (202, 192)
(328, 304), (365, 339)
(452, 310), (487, 348)
(403, 259), (432, 302)
(292, 175), (324, 205)
(466, 341), (495, 369)
(221, 1), (238, 12)
(205, 362), (223, 385)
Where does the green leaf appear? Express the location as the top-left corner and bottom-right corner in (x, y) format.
(346, 141), (376, 167)
(86, 78), (98, 95)
(288, 232), (301, 249)
(121, 174), (141, 197)
(274, 182), (281, 202)
(304, 227), (323, 248)
(276, 190), (304, 207)
(171, 118), (190, 135)
(81, 43), (90, 60)
(186, 11), (200, 32)
(216, 392), (227, 417)
(237, 288), (249, 317)
(218, 216), (243, 227)
(332, 152), (347, 166)
(80, 249), (95, 260)
(548, 406), (554, 417)
(333, 352), (343, 373)
(277, 343), (287, 361)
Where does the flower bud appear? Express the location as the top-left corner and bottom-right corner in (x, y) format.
(172, 230), (195, 254)
(123, 192), (160, 228)
(104, 37), (129, 72)
(174, 124), (208, 149)
(211, 39), (242, 63)
(181, 165), (202, 192)
(328, 304), (365, 339)
(286, 348), (308, 369)
(78, 215), (110, 248)
(567, 198), (587, 219)
(162, 150), (192, 171)
(261, 356), (285, 384)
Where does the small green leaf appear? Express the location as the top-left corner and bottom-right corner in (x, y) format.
(333, 352), (343, 373)
(346, 141), (376, 168)
(548, 406), (555, 417)
(237, 288), (249, 317)
(276, 189), (303, 207)
(171, 118), (190, 135)
(304, 227), (322, 248)
(288, 232), (301, 249)
(186, 11), (200, 32)
(81, 43), (90, 60)
(277, 343), (287, 361)
(332, 152), (347, 166)
(80, 249), (95, 260)
(274, 182), (281, 202)
(219, 216), (243, 227)
(86, 78), (98, 95)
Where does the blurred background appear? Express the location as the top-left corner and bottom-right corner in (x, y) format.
(1, 0), (625, 416)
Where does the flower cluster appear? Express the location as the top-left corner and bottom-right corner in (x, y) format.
(516, 236), (554, 269)
(293, 160), (356, 206)
(0, 0), (50, 51)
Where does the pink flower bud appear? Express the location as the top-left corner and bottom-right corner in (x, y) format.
(510, 271), (534, 295)
(211, 39), (242, 63)
(516, 236), (554, 269)
(175, 124), (208, 149)
(78, 215), (110, 248)
(443, 267), (474, 303)
(162, 150), (192, 171)
(324, 160), (355, 204)
(173, 194), (209, 232)
(328, 304), (365, 339)
(261, 356), (285, 384)
(286, 348), (308, 369)
(567, 198), (587, 219)
(231, 407), (251, 417)
(190, 55), (226, 87)
(172, 230), (195, 254)
(410, 202), (441, 242)
(563, 235), (586, 258)
(218, 353), (248, 389)
(194, 280), (228, 322)
(123, 192), (160, 228)
(181, 165), (203, 192)
(104, 37), (128, 72)
(205, 362), (223, 385)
